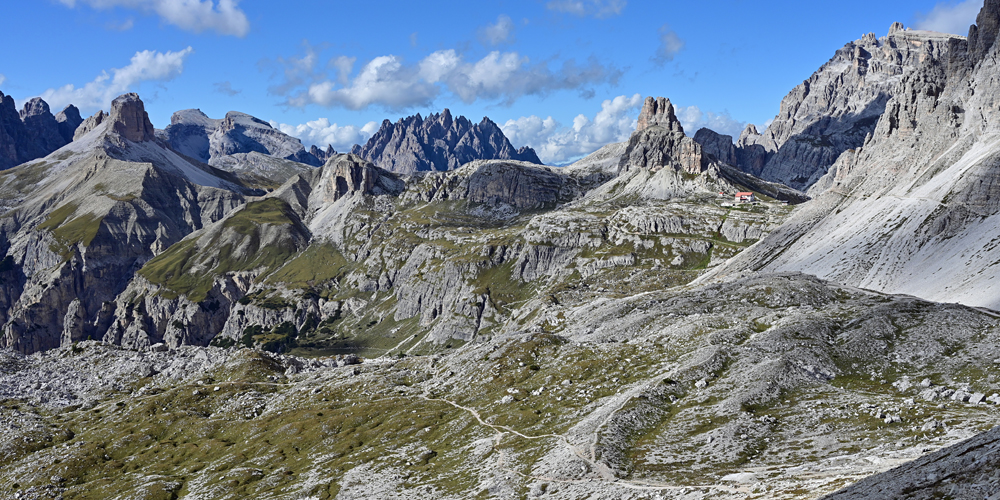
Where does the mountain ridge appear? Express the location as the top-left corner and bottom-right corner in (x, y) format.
(351, 109), (542, 173)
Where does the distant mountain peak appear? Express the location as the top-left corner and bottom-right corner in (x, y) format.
(351, 109), (541, 174)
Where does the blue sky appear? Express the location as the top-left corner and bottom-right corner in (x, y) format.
(0, 0), (985, 163)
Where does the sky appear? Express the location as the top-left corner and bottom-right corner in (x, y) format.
(0, 0), (985, 164)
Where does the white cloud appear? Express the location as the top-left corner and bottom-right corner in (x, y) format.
(282, 48), (620, 111)
(501, 93), (643, 164)
(654, 25), (685, 65)
(58, 0), (249, 36)
(478, 15), (515, 46)
(0, 74), (6, 88)
(213, 81), (240, 96)
(546, 0), (626, 18)
(673, 105), (746, 139)
(39, 47), (194, 112)
(914, 0), (982, 35)
(107, 18), (134, 31)
(329, 56), (357, 85)
(297, 55), (439, 110)
(271, 118), (379, 152)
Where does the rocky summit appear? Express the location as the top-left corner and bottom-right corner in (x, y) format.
(0, 93), (81, 170)
(3, 2), (1000, 499)
(351, 109), (542, 174)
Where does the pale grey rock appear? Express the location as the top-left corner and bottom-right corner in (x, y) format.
(823, 425), (1000, 499)
(731, 24), (966, 191)
(0, 93), (249, 354)
(701, 4), (1000, 310)
(209, 111), (320, 166)
(159, 108), (324, 186)
(635, 96), (683, 133)
(73, 110), (107, 141)
(620, 96), (705, 175)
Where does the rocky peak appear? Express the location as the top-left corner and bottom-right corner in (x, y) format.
(969, 0), (1000, 64)
(310, 144), (337, 164)
(55, 105), (83, 144)
(635, 96), (684, 134)
(109, 93), (156, 143)
(738, 124), (760, 144)
(17, 97), (65, 154)
(725, 23), (966, 191)
(619, 96), (705, 174)
(19, 98), (51, 120)
(351, 109), (541, 174)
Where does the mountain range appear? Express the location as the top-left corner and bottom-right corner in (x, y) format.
(3, 3), (1000, 498)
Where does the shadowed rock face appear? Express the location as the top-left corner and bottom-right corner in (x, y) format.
(969, 0), (1000, 64)
(0, 93), (82, 170)
(55, 104), (82, 144)
(693, 128), (737, 165)
(351, 109), (542, 174)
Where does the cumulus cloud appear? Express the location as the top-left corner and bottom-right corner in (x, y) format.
(501, 93), (643, 164)
(914, 0), (982, 35)
(653, 25), (685, 65)
(39, 47), (194, 111)
(279, 48), (621, 111)
(214, 81), (240, 96)
(107, 18), (135, 31)
(546, 0), (626, 18)
(270, 118), (379, 152)
(58, 0), (249, 36)
(478, 15), (515, 46)
(673, 105), (746, 139)
(264, 43), (324, 97)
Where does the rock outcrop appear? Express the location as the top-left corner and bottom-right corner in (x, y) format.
(0, 93), (82, 170)
(74, 110), (107, 140)
(0, 93), (249, 354)
(19, 98), (66, 154)
(209, 112), (321, 166)
(823, 425), (1000, 499)
(635, 96), (684, 133)
(108, 93), (156, 143)
(704, 1), (1000, 310)
(54, 104), (82, 144)
(159, 108), (325, 187)
(309, 144), (337, 164)
(351, 109), (542, 174)
(693, 128), (737, 165)
(727, 24), (966, 191)
(619, 96), (707, 175)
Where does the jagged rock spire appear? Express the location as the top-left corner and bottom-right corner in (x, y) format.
(109, 93), (155, 143)
(636, 96), (684, 134)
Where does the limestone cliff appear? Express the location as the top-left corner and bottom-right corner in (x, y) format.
(704, 0), (1000, 310)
